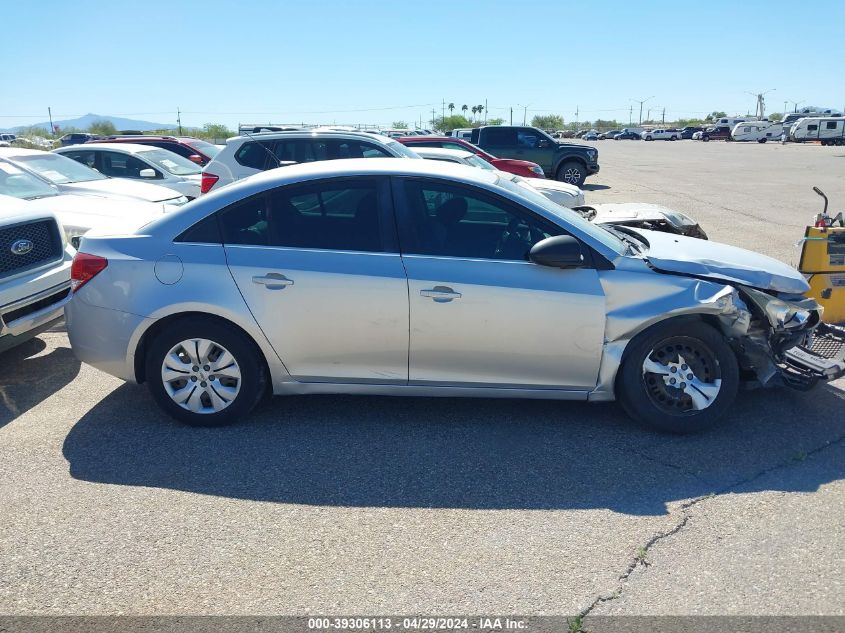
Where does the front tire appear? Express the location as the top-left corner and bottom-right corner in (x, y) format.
(616, 320), (739, 434)
(145, 317), (267, 427)
(556, 160), (587, 186)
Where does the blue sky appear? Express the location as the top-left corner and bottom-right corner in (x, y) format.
(3, 0), (844, 129)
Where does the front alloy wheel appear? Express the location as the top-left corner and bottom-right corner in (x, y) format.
(642, 337), (721, 414)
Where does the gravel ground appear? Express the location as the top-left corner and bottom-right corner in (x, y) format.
(1, 140), (843, 620)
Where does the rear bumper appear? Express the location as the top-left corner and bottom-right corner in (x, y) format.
(780, 323), (845, 386)
(65, 295), (151, 382)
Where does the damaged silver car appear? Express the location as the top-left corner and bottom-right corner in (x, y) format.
(574, 202), (709, 239)
(64, 159), (845, 432)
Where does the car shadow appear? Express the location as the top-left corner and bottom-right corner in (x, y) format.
(61, 381), (845, 516)
(0, 336), (81, 430)
(582, 184), (611, 191)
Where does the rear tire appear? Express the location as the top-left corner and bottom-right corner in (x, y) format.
(616, 320), (739, 434)
(702, 135), (710, 142)
(145, 317), (267, 427)
(556, 160), (587, 186)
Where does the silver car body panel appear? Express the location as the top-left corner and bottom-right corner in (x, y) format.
(635, 228), (810, 293)
(65, 158), (839, 403)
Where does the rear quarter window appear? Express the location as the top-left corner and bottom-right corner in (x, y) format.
(234, 142), (271, 170)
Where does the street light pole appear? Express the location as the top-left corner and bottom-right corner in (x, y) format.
(631, 96), (655, 125)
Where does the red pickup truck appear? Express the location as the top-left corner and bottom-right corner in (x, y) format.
(397, 136), (545, 178)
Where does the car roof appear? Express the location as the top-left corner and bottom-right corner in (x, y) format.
(0, 147), (48, 157)
(412, 147), (475, 160)
(226, 130), (393, 144)
(57, 142), (158, 154)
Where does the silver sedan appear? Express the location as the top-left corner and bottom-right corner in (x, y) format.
(65, 159), (845, 433)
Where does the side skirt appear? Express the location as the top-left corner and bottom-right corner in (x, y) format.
(273, 381), (591, 401)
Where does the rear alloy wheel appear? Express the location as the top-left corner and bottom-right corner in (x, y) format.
(617, 321), (739, 433)
(556, 161), (586, 186)
(146, 318), (266, 426)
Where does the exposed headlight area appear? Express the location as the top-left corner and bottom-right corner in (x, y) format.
(741, 287), (820, 331)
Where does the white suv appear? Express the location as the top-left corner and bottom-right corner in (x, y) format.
(642, 129), (680, 141)
(0, 196), (74, 353)
(200, 130), (420, 194)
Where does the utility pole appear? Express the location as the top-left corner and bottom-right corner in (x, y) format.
(575, 106), (579, 130)
(523, 105), (528, 126)
(629, 105), (632, 125)
(177, 107), (182, 135)
(510, 107), (513, 125)
(484, 98), (488, 123)
(789, 100), (804, 113)
(631, 96), (654, 125)
(441, 99), (445, 122)
(431, 108), (436, 128)
(662, 107), (665, 124)
(746, 89), (775, 119)
(47, 107), (54, 136)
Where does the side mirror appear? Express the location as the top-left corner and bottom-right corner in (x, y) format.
(139, 168), (157, 179)
(529, 235), (584, 268)
(188, 154), (204, 164)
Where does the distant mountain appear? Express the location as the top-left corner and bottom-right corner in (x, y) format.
(2, 113), (174, 133)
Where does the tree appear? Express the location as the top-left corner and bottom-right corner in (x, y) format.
(476, 105), (484, 121)
(433, 114), (473, 132)
(705, 111), (727, 122)
(88, 119), (117, 135)
(768, 112), (783, 122)
(461, 104), (468, 118)
(392, 120), (408, 128)
(448, 102), (455, 115)
(203, 123), (234, 140)
(486, 117), (504, 126)
(531, 114), (565, 130)
(471, 106), (478, 120)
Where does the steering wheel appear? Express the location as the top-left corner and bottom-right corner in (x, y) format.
(494, 217), (543, 259)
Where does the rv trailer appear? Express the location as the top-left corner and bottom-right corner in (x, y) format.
(789, 117), (845, 145)
(730, 120), (784, 142)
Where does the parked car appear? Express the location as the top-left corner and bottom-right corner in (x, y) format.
(582, 132), (599, 141)
(93, 136), (221, 166)
(0, 195), (74, 353)
(65, 158), (845, 433)
(699, 126), (731, 142)
(411, 147), (584, 207)
(598, 130), (622, 140)
(680, 126), (703, 139)
(199, 130), (421, 194)
(0, 134), (17, 147)
(0, 157), (163, 248)
(614, 130), (642, 140)
(470, 126), (599, 186)
(0, 148), (188, 210)
(59, 133), (103, 147)
(397, 135), (545, 178)
(642, 129), (680, 141)
(54, 143), (202, 199)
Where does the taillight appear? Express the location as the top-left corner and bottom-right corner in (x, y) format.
(200, 172), (219, 194)
(71, 252), (108, 292)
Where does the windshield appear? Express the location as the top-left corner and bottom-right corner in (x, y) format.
(495, 175), (626, 255)
(0, 160), (58, 199)
(185, 139), (221, 158)
(137, 149), (201, 175)
(386, 140), (421, 159)
(465, 154), (496, 171)
(13, 152), (107, 184)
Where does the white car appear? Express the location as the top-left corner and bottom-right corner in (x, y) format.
(54, 143), (202, 199)
(642, 129), (680, 141)
(0, 159), (164, 248)
(200, 130), (421, 194)
(0, 148), (188, 211)
(412, 147), (586, 208)
(0, 195), (74, 353)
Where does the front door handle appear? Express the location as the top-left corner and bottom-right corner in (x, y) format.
(253, 272), (294, 290)
(420, 286), (461, 302)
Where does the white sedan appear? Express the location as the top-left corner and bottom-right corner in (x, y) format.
(0, 148), (188, 211)
(412, 147), (586, 208)
(54, 143), (202, 199)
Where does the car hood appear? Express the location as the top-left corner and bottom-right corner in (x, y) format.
(522, 177), (582, 196)
(65, 179), (184, 202)
(590, 203), (697, 227)
(630, 228), (809, 293)
(25, 194), (164, 228)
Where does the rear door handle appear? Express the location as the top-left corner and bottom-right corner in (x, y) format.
(420, 286), (461, 302)
(252, 272), (294, 290)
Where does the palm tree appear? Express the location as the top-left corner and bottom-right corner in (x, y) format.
(476, 104), (484, 122)
(471, 106), (478, 120)
(461, 104), (468, 118)
(448, 102), (455, 115)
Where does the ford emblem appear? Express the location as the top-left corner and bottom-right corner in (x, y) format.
(10, 239), (34, 256)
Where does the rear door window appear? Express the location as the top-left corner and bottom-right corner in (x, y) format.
(234, 142), (272, 170)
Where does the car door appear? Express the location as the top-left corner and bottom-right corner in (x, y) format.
(393, 177), (606, 390)
(221, 176), (410, 383)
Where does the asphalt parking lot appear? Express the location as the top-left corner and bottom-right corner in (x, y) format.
(1, 140), (843, 619)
